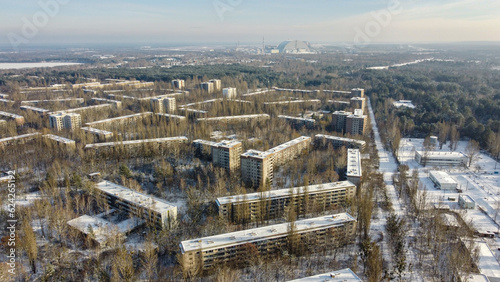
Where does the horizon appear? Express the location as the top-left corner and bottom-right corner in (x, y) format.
(1, 0), (499, 51)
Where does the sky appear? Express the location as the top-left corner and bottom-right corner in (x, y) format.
(0, 0), (499, 48)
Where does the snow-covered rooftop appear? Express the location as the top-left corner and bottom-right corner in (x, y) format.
(96, 181), (177, 214)
(180, 213), (355, 253)
(0, 111), (24, 119)
(20, 105), (50, 113)
(429, 171), (457, 185)
(216, 181), (355, 205)
(197, 114), (270, 122)
(264, 99), (321, 105)
(267, 136), (311, 154)
(85, 137), (188, 148)
(0, 133), (40, 144)
(241, 149), (274, 159)
(288, 268), (362, 281)
(44, 134), (76, 145)
(347, 149), (361, 178)
(80, 127), (113, 135)
(155, 113), (186, 120)
(393, 100), (416, 109)
(85, 112), (152, 126)
(278, 115), (316, 123)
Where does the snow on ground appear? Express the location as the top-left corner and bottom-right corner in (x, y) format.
(397, 138), (500, 234)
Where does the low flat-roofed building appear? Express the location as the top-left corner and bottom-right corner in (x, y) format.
(85, 112), (152, 128)
(440, 214), (460, 229)
(95, 181), (177, 229)
(0, 99), (15, 105)
(217, 181), (356, 223)
(267, 136), (311, 167)
(241, 149), (274, 188)
(347, 149), (362, 185)
(314, 134), (366, 151)
(81, 127), (114, 142)
(459, 194), (476, 209)
(44, 134), (76, 149)
(155, 113), (186, 122)
(415, 151), (468, 167)
(21, 98), (84, 105)
(91, 98), (122, 109)
(264, 99), (321, 105)
(278, 115), (316, 128)
(179, 213), (356, 272)
(288, 268), (362, 281)
(179, 108), (208, 119)
(51, 104), (113, 115)
(351, 88), (364, 98)
(20, 105), (50, 115)
(429, 171), (457, 190)
(0, 132), (41, 148)
(393, 100), (416, 109)
(85, 137), (188, 151)
(0, 111), (25, 125)
(67, 214), (144, 247)
(197, 114), (270, 124)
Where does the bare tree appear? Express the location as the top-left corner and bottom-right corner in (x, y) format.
(465, 140), (480, 168)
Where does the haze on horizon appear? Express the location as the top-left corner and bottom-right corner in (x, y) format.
(1, 0), (499, 48)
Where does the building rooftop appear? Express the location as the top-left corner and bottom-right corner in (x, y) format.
(0, 99), (14, 104)
(155, 113), (186, 120)
(278, 115), (316, 123)
(241, 149), (274, 159)
(215, 139), (241, 149)
(85, 112), (152, 126)
(216, 181), (355, 205)
(288, 268), (362, 281)
(96, 181), (177, 214)
(315, 134), (366, 145)
(417, 151), (468, 159)
(429, 171), (457, 185)
(347, 149), (361, 178)
(180, 213), (355, 253)
(81, 127), (113, 135)
(0, 111), (24, 119)
(193, 139), (219, 147)
(264, 99), (321, 105)
(332, 111), (352, 116)
(85, 137), (188, 148)
(267, 136), (311, 155)
(0, 133), (41, 143)
(465, 239), (500, 280)
(20, 105), (50, 113)
(197, 114), (270, 122)
(44, 134), (76, 144)
(21, 98), (84, 104)
(460, 194), (475, 204)
(393, 100), (416, 109)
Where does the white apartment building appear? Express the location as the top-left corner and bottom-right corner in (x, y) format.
(346, 149), (362, 185)
(49, 112), (82, 131)
(241, 150), (274, 188)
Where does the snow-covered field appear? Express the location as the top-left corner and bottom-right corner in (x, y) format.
(0, 62), (82, 70)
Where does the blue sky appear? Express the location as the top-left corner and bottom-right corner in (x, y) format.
(1, 0), (499, 47)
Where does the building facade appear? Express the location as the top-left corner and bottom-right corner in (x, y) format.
(351, 88), (364, 98)
(349, 97), (365, 112)
(331, 111), (351, 133)
(172, 79), (185, 89)
(179, 213), (356, 273)
(241, 150), (274, 188)
(217, 181), (356, 223)
(346, 111), (367, 136)
(151, 97), (176, 113)
(201, 82), (215, 93)
(49, 112), (82, 131)
(267, 136), (311, 167)
(212, 140), (243, 172)
(415, 151), (468, 167)
(95, 181), (177, 229)
(223, 87), (237, 99)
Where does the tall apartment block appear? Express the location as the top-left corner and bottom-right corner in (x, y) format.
(179, 213), (356, 273)
(351, 88), (364, 98)
(151, 97), (176, 113)
(267, 136), (311, 166)
(212, 140), (243, 172)
(201, 82), (215, 93)
(172, 79), (185, 89)
(209, 79), (222, 91)
(241, 150), (274, 188)
(217, 181), (356, 223)
(49, 112), (82, 131)
(349, 97), (365, 112)
(346, 109), (367, 136)
(223, 87), (237, 99)
(95, 181), (177, 229)
(331, 111), (352, 133)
